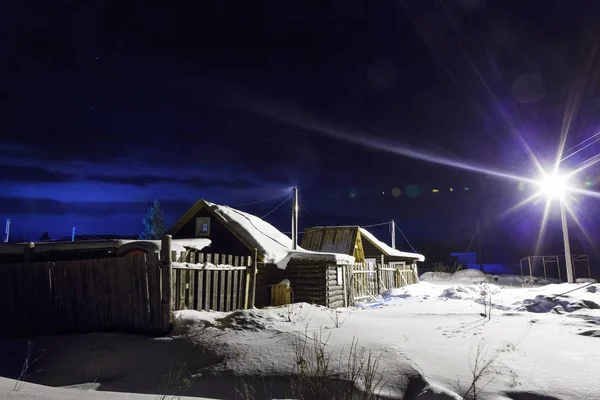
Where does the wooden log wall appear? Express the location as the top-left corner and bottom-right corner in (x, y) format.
(326, 265), (346, 308)
(256, 261), (329, 307)
(0, 253), (169, 338)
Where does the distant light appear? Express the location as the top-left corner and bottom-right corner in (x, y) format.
(464, 187), (470, 191)
(392, 188), (402, 197)
(382, 191), (385, 195)
(449, 188), (454, 192)
(432, 189), (439, 193)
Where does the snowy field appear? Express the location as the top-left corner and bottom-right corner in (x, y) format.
(0, 270), (598, 400)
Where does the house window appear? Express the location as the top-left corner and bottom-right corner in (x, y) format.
(195, 217), (210, 237)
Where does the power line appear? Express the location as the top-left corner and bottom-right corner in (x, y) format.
(233, 193), (291, 208)
(303, 204), (317, 226)
(559, 132), (600, 165)
(395, 225), (418, 253)
(262, 195), (291, 219)
(361, 221), (392, 228)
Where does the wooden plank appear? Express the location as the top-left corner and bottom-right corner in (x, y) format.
(131, 256), (145, 331)
(198, 253), (205, 263)
(182, 269), (190, 309)
(234, 256), (239, 267)
(204, 268), (212, 310)
(212, 270), (219, 311)
(140, 255), (152, 331)
(196, 269), (204, 311)
(225, 269), (233, 311)
(161, 235), (173, 334)
(218, 271), (226, 311)
(189, 269), (197, 310)
(146, 254), (161, 334)
(231, 270), (239, 311)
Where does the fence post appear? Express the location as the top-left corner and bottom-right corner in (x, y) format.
(160, 235), (173, 334)
(376, 255), (383, 294)
(347, 264), (354, 306)
(246, 248), (258, 309)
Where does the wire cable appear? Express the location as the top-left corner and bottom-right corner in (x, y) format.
(233, 193), (291, 208)
(396, 225), (418, 253)
(361, 221), (392, 228)
(262, 195), (291, 219)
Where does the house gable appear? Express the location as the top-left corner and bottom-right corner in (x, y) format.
(170, 206), (252, 257)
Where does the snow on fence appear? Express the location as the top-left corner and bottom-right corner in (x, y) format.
(347, 262), (418, 304)
(0, 236), (255, 338)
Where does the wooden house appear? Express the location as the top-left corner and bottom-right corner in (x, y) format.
(167, 200), (355, 308)
(301, 226), (425, 268)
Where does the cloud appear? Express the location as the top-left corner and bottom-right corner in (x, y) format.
(1, 180), (292, 204)
(0, 165), (73, 183)
(0, 156), (262, 184)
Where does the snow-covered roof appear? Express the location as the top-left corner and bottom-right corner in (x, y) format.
(358, 227), (425, 262)
(303, 225), (425, 262)
(202, 201), (354, 269)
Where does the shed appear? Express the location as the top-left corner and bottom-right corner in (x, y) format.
(167, 200), (355, 307)
(301, 226), (425, 268)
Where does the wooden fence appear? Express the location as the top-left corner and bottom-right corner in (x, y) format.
(0, 253), (170, 338)
(347, 262), (419, 305)
(0, 235), (256, 338)
(171, 252), (250, 312)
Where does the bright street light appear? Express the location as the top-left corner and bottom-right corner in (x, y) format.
(537, 173), (568, 200)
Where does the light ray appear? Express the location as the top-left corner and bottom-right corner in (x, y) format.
(495, 193), (542, 221)
(239, 95), (536, 185)
(569, 186), (600, 200)
(566, 153), (600, 178)
(554, 11), (599, 173)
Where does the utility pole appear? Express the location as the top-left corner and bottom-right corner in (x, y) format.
(4, 218), (10, 243)
(72, 226), (76, 242)
(559, 201), (575, 283)
(292, 187), (298, 250)
(391, 219), (396, 249)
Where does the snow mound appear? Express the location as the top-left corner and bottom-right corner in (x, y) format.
(517, 295), (599, 313)
(420, 269), (488, 283)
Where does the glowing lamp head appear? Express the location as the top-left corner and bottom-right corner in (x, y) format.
(538, 173), (568, 199)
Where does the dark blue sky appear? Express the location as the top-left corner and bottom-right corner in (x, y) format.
(1, 0), (600, 266)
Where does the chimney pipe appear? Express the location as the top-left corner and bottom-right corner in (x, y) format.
(391, 219), (396, 249)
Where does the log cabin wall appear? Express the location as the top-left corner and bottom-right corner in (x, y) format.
(326, 265), (346, 308)
(256, 260), (329, 307)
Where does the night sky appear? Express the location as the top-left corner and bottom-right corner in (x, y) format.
(2, 1), (600, 268)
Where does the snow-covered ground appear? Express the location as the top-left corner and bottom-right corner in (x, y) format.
(0, 272), (598, 399)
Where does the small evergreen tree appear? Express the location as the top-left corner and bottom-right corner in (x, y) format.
(139, 199), (166, 240)
(39, 232), (51, 241)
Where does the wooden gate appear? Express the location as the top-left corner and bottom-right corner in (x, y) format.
(346, 262), (419, 305)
